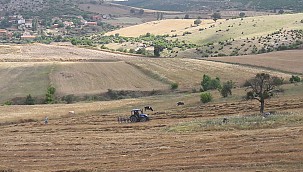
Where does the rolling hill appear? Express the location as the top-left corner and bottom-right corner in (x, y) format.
(0, 43), (294, 104)
(103, 13), (303, 58)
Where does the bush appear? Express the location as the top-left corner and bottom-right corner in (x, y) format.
(61, 94), (76, 104)
(272, 76), (284, 85)
(220, 80), (234, 97)
(200, 92), (212, 103)
(4, 101), (12, 105)
(194, 19), (202, 25)
(45, 86), (56, 104)
(290, 75), (301, 83)
(25, 94), (35, 105)
(201, 74), (221, 91)
(171, 82), (179, 90)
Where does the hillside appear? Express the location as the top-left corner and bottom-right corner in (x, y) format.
(0, 43), (294, 104)
(102, 13), (303, 58)
(208, 50), (303, 74)
(113, 0), (303, 12)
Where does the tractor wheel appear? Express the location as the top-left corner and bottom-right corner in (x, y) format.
(130, 115), (138, 122)
(140, 117), (148, 122)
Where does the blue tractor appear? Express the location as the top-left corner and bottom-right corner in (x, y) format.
(129, 109), (149, 122)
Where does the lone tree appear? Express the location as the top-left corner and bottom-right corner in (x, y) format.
(245, 73), (282, 113)
(211, 12), (221, 22)
(239, 12), (245, 18)
(194, 19), (202, 25)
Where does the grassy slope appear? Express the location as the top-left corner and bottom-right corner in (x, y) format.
(106, 13), (303, 45)
(129, 58), (291, 89)
(181, 13), (303, 45)
(0, 42), (295, 103)
(50, 61), (168, 95)
(0, 63), (52, 103)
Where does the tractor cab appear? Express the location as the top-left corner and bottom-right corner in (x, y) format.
(130, 109), (149, 122)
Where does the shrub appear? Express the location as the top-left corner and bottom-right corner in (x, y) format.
(45, 86), (56, 104)
(61, 94), (76, 104)
(4, 101), (12, 105)
(201, 74), (221, 91)
(220, 80), (234, 97)
(272, 76), (284, 85)
(200, 92), (212, 103)
(194, 19), (202, 25)
(25, 94), (35, 105)
(290, 75), (301, 83)
(171, 82), (179, 90)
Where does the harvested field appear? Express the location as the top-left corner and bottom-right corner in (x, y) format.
(50, 61), (168, 95)
(0, 62), (52, 102)
(105, 19), (218, 37)
(208, 50), (303, 74)
(0, 43), (136, 62)
(0, 92), (303, 171)
(129, 58), (291, 89)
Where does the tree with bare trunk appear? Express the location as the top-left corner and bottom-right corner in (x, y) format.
(245, 73), (282, 113)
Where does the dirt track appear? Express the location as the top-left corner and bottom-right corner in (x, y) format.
(0, 98), (303, 172)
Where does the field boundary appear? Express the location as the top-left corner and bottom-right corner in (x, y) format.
(125, 61), (173, 85)
(203, 58), (302, 75)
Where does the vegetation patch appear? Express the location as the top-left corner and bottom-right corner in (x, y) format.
(166, 111), (303, 132)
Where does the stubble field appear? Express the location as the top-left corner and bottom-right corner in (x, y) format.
(208, 50), (303, 74)
(0, 43), (303, 171)
(0, 89), (303, 171)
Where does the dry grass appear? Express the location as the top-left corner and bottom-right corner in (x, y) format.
(0, 62), (52, 102)
(106, 13), (303, 45)
(0, 87), (302, 171)
(105, 19), (218, 37)
(129, 58), (291, 89)
(0, 43), (135, 62)
(50, 61), (168, 95)
(208, 50), (303, 74)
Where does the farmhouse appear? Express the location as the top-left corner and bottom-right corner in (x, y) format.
(21, 35), (36, 40)
(0, 29), (12, 39)
(85, 22), (98, 26)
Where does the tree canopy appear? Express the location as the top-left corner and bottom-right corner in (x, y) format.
(245, 73), (282, 113)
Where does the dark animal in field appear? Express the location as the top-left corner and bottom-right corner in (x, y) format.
(222, 117), (229, 124)
(177, 101), (184, 106)
(144, 106), (154, 111)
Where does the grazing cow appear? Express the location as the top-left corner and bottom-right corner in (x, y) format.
(144, 106), (154, 111)
(222, 117), (229, 124)
(177, 101), (185, 106)
(263, 112), (271, 118)
(69, 111), (75, 115)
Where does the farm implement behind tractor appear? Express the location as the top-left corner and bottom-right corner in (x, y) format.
(118, 109), (149, 123)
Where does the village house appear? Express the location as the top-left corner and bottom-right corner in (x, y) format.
(85, 22), (97, 26)
(21, 35), (36, 40)
(25, 19), (33, 28)
(17, 19), (25, 25)
(0, 29), (12, 39)
(63, 21), (74, 27)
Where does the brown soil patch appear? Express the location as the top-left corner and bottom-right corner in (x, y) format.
(208, 50), (303, 74)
